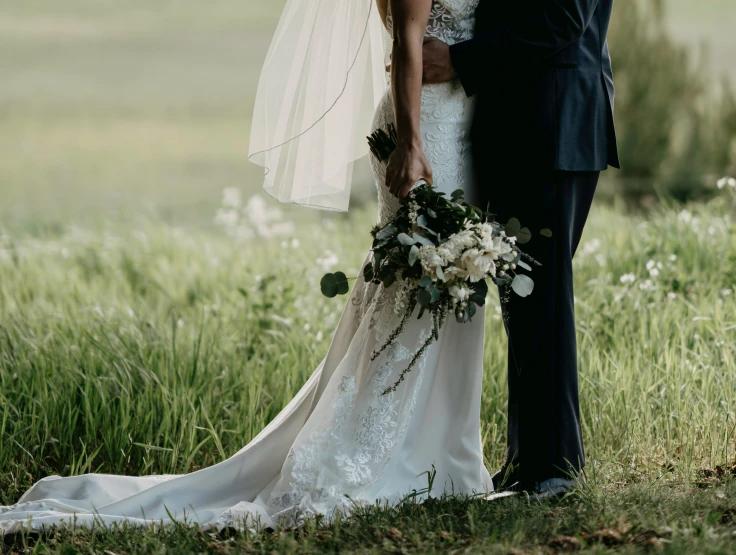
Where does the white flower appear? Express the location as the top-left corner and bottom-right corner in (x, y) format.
(620, 273), (636, 284)
(449, 284), (471, 303)
(717, 176), (736, 189)
(460, 247), (482, 266)
(580, 238), (602, 256)
(649, 267), (660, 278)
(222, 187), (242, 208)
(215, 208), (239, 228)
(442, 265), (469, 281)
(316, 250), (339, 271)
(669, 254), (678, 262)
(438, 231), (476, 261)
(668, 292), (677, 300)
(419, 247), (446, 281)
(482, 235), (513, 261)
(646, 259), (656, 271)
(639, 279), (656, 292)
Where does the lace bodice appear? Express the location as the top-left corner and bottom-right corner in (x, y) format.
(386, 0), (480, 45)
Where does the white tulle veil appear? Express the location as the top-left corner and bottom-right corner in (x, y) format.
(249, 0), (388, 212)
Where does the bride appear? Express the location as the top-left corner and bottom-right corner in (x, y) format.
(0, 0), (494, 534)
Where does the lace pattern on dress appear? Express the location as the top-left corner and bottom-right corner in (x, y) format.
(266, 329), (431, 527)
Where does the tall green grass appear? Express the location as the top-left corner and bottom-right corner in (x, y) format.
(1, 197), (734, 504)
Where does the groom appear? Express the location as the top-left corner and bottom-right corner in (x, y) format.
(422, 0), (619, 495)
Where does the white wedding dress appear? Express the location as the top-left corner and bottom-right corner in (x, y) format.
(0, 0), (492, 535)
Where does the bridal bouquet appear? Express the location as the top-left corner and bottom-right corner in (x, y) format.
(321, 125), (548, 394)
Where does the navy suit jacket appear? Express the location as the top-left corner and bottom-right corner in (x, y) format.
(450, 0), (620, 171)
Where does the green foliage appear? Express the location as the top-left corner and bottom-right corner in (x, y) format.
(609, 0), (736, 201)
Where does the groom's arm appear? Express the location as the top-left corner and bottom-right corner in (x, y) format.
(449, 0), (600, 95)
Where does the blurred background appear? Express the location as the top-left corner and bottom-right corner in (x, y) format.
(0, 0), (734, 230)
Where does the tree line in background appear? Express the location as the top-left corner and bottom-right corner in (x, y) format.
(609, 0), (736, 203)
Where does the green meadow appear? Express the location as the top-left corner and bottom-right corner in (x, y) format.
(1, 0), (735, 553)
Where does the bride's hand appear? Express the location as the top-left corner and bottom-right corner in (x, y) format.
(385, 143), (433, 201)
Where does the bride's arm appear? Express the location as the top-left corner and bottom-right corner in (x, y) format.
(385, 0), (433, 201)
(377, 0), (388, 28)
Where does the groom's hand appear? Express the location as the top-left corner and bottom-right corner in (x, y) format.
(422, 38), (456, 84)
(385, 143), (433, 202)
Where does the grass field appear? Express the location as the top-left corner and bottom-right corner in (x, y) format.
(2, 196), (735, 553)
(1, 0), (736, 552)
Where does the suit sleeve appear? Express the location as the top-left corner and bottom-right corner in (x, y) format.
(449, 0), (599, 96)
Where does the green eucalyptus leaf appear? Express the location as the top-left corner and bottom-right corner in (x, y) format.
(408, 245), (420, 267)
(374, 250), (383, 269)
(419, 275), (433, 289)
(363, 263), (374, 283)
(376, 224), (397, 241)
(511, 274), (535, 297)
(506, 218), (521, 237)
(320, 274), (338, 298)
(517, 260), (532, 272)
(517, 227), (532, 244)
(427, 207), (438, 218)
(397, 233), (416, 246)
(417, 289), (432, 307)
(430, 286), (441, 304)
(467, 302), (477, 319)
(413, 233), (435, 247)
(334, 271), (350, 295)
(540, 228), (553, 238)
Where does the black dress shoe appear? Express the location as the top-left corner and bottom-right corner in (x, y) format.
(530, 477), (578, 500)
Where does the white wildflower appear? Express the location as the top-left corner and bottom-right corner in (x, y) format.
(668, 292), (677, 300)
(716, 176), (736, 190)
(580, 238), (602, 256)
(222, 187), (242, 208)
(639, 279), (656, 292)
(620, 273), (636, 284)
(316, 250), (339, 271)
